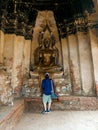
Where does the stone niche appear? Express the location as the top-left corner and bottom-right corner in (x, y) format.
(24, 10), (96, 98)
(32, 24), (61, 72)
(24, 11), (72, 98)
(0, 10), (94, 99)
(0, 10), (96, 100)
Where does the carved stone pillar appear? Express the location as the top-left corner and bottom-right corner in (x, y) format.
(89, 22), (98, 95)
(23, 39), (31, 79)
(68, 34), (81, 95)
(88, 1), (98, 96)
(0, 30), (4, 64)
(11, 35), (25, 97)
(61, 37), (71, 84)
(77, 31), (94, 96)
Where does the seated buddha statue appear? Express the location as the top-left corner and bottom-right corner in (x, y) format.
(31, 25), (62, 72)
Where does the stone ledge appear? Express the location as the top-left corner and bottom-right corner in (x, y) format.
(0, 99), (24, 130)
(24, 96), (98, 111)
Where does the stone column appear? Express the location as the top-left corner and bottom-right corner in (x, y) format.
(61, 37), (71, 83)
(0, 30), (4, 64)
(11, 35), (24, 97)
(23, 39), (31, 79)
(77, 32), (94, 96)
(87, 0), (98, 96)
(68, 34), (81, 95)
(89, 29), (98, 96)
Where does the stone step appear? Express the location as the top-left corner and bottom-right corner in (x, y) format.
(24, 96), (98, 112)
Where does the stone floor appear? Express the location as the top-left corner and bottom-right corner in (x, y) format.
(14, 110), (98, 130)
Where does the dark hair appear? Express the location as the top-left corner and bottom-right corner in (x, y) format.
(45, 74), (49, 78)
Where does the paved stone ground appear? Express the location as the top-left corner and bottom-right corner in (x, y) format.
(14, 111), (98, 130)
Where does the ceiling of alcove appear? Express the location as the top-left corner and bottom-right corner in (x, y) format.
(0, 0), (95, 38)
(1, 0), (95, 24)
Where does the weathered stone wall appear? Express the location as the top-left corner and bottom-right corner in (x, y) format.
(0, 30), (4, 64)
(89, 28), (98, 95)
(0, 70), (13, 106)
(22, 40), (31, 79)
(0, 2), (98, 102)
(0, 30), (31, 99)
(61, 38), (71, 86)
(0, 32), (14, 105)
(68, 34), (81, 95)
(77, 32), (95, 96)
(11, 35), (25, 97)
(88, 0), (98, 96)
(3, 34), (15, 76)
(61, 32), (95, 96)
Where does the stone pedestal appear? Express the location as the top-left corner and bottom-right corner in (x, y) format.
(24, 71), (72, 98)
(23, 71), (41, 98)
(53, 71), (72, 96)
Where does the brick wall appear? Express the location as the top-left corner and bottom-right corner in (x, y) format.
(0, 100), (24, 130)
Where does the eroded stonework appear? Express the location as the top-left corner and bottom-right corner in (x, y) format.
(0, 65), (13, 106)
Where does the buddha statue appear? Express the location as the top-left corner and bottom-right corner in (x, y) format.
(31, 24), (62, 72)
